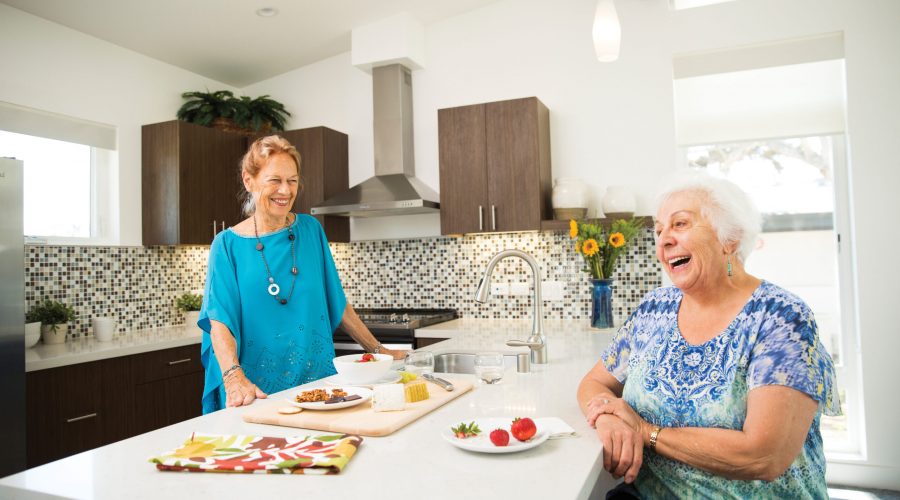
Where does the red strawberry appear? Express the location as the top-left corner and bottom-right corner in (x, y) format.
(357, 353), (375, 363)
(489, 428), (510, 447)
(510, 417), (536, 442)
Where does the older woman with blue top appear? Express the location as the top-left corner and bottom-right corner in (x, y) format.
(577, 173), (840, 498)
(199, 135), (404, 413)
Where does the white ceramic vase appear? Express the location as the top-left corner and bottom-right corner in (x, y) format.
(92, 317), (117, 342)
(40, 323), (68, 345)
(552, 178), (588, 219)
(602, 185), (636, 219)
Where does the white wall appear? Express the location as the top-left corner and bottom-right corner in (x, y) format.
(0, 3), (236, 246)
(246, 0), (900, 488)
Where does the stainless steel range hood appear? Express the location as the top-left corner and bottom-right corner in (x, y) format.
(311, 64), (439, 217)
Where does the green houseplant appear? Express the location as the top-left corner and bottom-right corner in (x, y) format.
(176, 90), (291, 135)
(176, 292), (203, 329)
(28, 300), (77, 344)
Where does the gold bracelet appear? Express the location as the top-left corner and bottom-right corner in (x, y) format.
(649, 426), (663, 452)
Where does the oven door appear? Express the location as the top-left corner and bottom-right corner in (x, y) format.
(332, 328), (413, 357)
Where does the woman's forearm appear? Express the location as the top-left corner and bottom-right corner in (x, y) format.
(339, 303), (381, 352)
(650, 426), (778, 481)
(209, 320), (239, 373)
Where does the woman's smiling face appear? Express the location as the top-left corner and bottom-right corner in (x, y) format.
(655, 191), (728, 293)
(245, 152), (299, 219)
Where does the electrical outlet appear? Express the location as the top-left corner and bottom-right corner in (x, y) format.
(542, 281), (565, 301)
(510, 282), (530, 296)
(490, 282), (509, 296)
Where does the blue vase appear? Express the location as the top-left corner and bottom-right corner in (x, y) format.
(591, 279), (614, 329)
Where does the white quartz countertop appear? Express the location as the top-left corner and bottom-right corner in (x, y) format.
(4, 319), (619, 499)
(25, 325), (202, 372)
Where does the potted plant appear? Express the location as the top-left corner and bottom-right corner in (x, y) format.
(24, 310), (41, 348)
(176, 291), (203, 329)
(176, 90), (290, 135)
(28, 300), (77, 345)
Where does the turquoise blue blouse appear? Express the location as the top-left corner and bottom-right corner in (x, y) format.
(601, 281), (841, 499)
(198, 214), (347, 414)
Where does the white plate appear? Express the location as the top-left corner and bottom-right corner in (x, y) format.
(442, 418), (550, 454)
(325, 371), (402, 388)
(288, 386), (373, 410)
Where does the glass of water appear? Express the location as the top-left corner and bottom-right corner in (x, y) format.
(474, 352), (505, 384)
(404, 351), (434, 375)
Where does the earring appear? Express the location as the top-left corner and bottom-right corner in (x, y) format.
(727, 256), (733, 277)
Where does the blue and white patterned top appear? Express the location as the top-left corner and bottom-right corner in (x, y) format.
(198, 214), (347, 414)
(601, 281), (840, 499)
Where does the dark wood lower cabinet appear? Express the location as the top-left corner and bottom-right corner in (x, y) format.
(415, 337), (449, 349)
(26, 344), (203, 468)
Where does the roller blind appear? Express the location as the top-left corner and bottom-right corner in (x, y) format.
(672, 33), (846, 145)
(0, 101), (116, 150)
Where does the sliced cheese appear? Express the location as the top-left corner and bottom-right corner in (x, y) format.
(404, 380), (430, 403)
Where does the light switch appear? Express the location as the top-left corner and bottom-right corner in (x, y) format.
(491, 283), (509, 296)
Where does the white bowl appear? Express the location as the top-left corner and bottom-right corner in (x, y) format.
(332, 353), (393, 383)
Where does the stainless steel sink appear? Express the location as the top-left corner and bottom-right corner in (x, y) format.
(433, 352), (531, 374)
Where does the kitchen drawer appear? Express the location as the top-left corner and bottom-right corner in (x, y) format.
(131, 344), (202, 385)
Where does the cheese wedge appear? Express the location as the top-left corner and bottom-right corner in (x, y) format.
(404, 380), (430, 403)
(372, 383), (405, 412)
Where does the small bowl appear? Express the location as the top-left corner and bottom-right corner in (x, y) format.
(332, 353), (393, 383)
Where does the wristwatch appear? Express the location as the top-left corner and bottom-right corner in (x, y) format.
(372, 344), (384, 354)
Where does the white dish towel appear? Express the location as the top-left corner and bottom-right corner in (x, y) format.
(535, 417), (578, 439)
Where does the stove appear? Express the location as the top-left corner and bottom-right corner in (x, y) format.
(332, 308), (457, 356)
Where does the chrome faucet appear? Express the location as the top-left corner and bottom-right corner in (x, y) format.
(474, 249), (547, 364)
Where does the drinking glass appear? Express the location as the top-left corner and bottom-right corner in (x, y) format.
(404, 351), (434, 375)
(474, 352), (505, 384)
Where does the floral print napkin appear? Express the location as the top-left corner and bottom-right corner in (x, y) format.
(149, 433), (363, 474)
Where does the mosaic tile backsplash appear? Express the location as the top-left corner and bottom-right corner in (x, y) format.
(25, 228), (662, 339)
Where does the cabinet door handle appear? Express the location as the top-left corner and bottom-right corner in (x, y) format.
(478, 205), (484, 231)
(491, 205), (497, 231)
(212, 220), (218, 238)
(66, 413), (97, 423)
(168, 358), (192, 365)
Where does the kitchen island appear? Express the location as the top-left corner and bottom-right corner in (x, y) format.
(1, 319), (619, 499)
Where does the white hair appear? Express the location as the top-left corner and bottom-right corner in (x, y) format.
(655, 171), (761, 262)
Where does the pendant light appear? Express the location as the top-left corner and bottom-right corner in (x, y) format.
(592, 0), (621, 62)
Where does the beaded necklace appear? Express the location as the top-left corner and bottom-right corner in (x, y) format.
(252, 214), (297, 305)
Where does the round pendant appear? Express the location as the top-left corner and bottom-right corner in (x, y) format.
(279, 298), (288, 305)
(256, 242), (264, 251)
(267, 283), (280, 296)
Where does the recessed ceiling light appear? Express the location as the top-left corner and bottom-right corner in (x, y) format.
(256, 7), (278, 17)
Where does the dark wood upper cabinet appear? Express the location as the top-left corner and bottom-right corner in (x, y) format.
(272, 127), (350, 243)
(438, 97), (551, 235)
(144, 122), (351, 245)
(142, 120), (246, 245)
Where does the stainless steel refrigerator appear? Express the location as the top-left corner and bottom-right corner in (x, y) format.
(0, 157), (26, 477)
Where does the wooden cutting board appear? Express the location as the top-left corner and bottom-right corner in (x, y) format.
(241, 378), (474, 437)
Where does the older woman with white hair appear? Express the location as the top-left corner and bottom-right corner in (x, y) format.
(577, 173), (840, 498)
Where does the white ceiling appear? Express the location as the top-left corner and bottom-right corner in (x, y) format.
(0, 0), (502, 87)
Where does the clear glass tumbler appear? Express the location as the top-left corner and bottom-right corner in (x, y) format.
(474, 352), (505, 384)
(404, 351), (434, 375)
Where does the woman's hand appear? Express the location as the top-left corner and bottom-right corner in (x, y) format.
(382, 348), (407, 360)
(223, 371), (267, 407)
(586, 395), (649, 483)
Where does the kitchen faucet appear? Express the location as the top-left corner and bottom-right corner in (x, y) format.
(474, 249), (547, 364)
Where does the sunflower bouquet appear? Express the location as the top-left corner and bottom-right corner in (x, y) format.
(569, 218), (643, 280)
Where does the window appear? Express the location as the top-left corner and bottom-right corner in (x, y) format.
(682, 135), (858, 452)
(673, 49), (862, 455)
(0, 131), (92, 238)
(0, 102), (117, 244)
